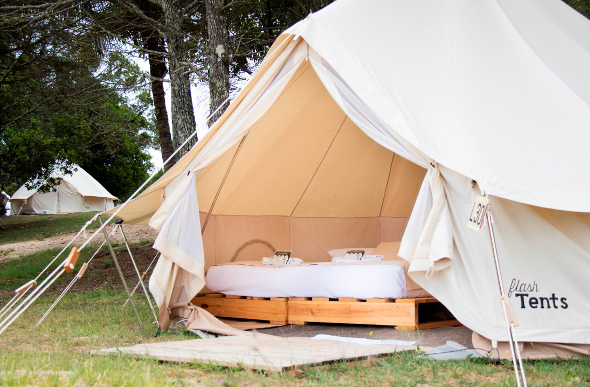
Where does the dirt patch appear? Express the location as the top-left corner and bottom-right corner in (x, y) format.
(0, 224), (158, 262)
(0, 242), (160, 298)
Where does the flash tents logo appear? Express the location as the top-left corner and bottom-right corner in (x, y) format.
(508, 278), (568, 310)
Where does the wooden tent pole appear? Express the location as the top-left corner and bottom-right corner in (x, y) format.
(484, 196), (528, 387)
(201, 132), (250, 234)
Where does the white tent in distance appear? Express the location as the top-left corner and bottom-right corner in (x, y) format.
(10, 164), (116, 214)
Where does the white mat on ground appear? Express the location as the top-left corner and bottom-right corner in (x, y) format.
(425, 341), (483, 360)
(312, 334), (418, 346)
(206, 262), (406, 299)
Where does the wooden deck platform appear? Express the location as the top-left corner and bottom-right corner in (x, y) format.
(91, 335), (417, 371)
(191, 294), (460, 330)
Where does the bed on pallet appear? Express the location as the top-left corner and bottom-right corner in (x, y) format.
(192, 242), (460, 330)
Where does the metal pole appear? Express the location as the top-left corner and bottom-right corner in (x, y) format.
(124, 252), (159, 307)
(99, 217), (146, 337)
(485, 199), (528, 387)
(117, 223), (158, 323)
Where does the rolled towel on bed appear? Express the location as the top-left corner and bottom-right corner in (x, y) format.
(262, 256), (303, 265)
(331, 254), (384, 263)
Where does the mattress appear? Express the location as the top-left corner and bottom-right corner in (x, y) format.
(205, 261), (414, 299)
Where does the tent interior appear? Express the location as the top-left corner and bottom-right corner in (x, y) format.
(194, 61), (426, 271)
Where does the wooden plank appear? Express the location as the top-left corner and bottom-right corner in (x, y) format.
(395, 297), (438, 304)
(338, 298), (362, 302)
(219, 318), (283, 330)
(92, 335), (417, 372)
(202, 293), (224, 298)
(192, 296), (287, 324)
(225, 295), (245, 299)
(288, 300), (415, 326)
(366, 298), (395, 303)
(289, 297), (311, 301)
(416, 320), (463, 330)
(312, 297), (329, 301)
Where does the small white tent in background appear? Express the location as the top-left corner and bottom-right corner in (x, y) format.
(10, 165), (116, 215)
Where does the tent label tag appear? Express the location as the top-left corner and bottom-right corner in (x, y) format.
(467, 195), (489, 232)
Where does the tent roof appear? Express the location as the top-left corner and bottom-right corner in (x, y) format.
(193, 62), (425, 218)
(287, 0), (590, 212)
(113, 0), (590, 225)
(11, 165), (116, 200)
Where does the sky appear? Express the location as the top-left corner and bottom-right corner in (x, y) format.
(135, 58), (213, 172)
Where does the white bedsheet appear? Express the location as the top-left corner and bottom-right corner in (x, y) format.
(205, 262), (407, 299)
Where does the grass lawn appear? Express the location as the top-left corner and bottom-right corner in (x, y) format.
(0, 220), (588, 385)
(0, 213), (101, 245)
(0, 289), (588, 386)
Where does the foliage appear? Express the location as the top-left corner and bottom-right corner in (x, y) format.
(0, 1), (156, 200)
(564, 0), (590, 19)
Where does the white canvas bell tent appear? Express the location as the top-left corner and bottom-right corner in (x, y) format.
(10, 164), (116, 214)
(109, 0), (590, 351)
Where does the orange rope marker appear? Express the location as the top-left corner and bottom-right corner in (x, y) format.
(63, 247), (80, 274)
(14, 280), (37, 295)
(76, 263), (89, 279)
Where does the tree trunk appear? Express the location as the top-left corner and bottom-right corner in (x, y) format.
(160, 0), (197, 158)
(205, 0), (230, 125)
(145, 35), (176, 170)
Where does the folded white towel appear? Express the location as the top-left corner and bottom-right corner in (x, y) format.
(331, 254), (384, 263)
(262, 256), (303, 265)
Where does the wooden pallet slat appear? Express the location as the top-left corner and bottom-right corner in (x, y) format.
(192, 294), (460, 330)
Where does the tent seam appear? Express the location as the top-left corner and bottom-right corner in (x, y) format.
(289, 115), (348, 217)
(213, 79), (325, 214)
(378, 153), (396, 217)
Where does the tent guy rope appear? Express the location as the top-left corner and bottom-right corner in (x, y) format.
(124, 252), (160, 307)
(34, 225), (117, 327)
(117, 221), (158, 323)
(0, 97), (232, 337)
(0, 213), (99, 329)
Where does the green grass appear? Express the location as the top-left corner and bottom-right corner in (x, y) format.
(0, 246), (105, 292)
(0, 224), (589, 385)
(0, 287), (588, 386)
(0, 213), (102, 245)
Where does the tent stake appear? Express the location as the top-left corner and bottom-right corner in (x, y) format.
(117, 222), (158, 324)
(485, 198), (528, 387)
(99, 217), (146, 337)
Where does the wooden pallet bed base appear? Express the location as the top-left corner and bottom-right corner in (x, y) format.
(192, 294), (460, 330)
(192, 293), (288, 325)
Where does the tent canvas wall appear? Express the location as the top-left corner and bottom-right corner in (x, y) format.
(110, 0), (590, 348)
(10, 165), (116, 214)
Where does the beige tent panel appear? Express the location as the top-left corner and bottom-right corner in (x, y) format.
(195, 141), (241, 214)
(200, 214), (410, 267)
(380, 155), (427, 217)
(196, 62), (426, 218)
(135, 35), (299, 201)
(380, 217), (411, 242)
(200, 63), (326, 215)
(291, 117), (394, 217)
(214, 86), (347, 216)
